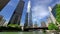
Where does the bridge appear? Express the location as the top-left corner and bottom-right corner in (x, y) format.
(24, 27), (48, 31)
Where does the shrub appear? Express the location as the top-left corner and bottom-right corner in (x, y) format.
(48, 23), (58, 30)
(8, 24), (19, 28)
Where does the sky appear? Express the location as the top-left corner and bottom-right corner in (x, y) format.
(0, 0), (60, 26)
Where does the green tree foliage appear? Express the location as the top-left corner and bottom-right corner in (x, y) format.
(8, 24), (19, 27)
(56, 4), (60, 24)
(48, 23), (58, 30)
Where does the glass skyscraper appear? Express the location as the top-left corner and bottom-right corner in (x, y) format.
(55, 4), (60, 23)
(0, 0), (10, 11)
(24, 0), (33, 28)
(8, 0), (25, 25)
(52, 4), (60, 24)
(24, 13), (28, 28)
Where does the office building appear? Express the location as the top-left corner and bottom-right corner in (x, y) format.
(34, 21), (38, 28)
(51, 4), (60, 24)
(46, 16), (52, 27)
(0, 0), (10, 11)
(24, 13), (28, 28)
(41, 21), (46, 27)
(8, 0), (25, 25)
(28, 1), (33, 28)
(55, 4), (60, 23)
(0, 15), (6, 26)
(48, 6), (56, 24)
(0, 15), (3, 21)
(24, 0), (33, 28)
(0, 19), (6, 26)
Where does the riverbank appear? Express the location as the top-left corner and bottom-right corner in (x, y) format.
(0, 26), (21, 32)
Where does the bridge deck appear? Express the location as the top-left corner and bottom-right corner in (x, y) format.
(24, 27), (48, 31)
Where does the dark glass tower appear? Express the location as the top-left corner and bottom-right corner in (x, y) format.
(51, 5), (56, 18)
(51, 4), (60, 24)
(0, 0), (10, 11)
(24, 13), (28, 28)
(41, 21), (46, 27)
(28, 9), (33, 28)
(8, 0), (25, 25)
(24, 1), (33, 28)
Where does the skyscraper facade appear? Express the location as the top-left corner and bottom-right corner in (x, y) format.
(8, 0), (25, 25)
(0, 0), (10, 11)
(28, 1), (33, 28)
(0, 15), (3, 22)
(0, 15), (6, 26)
(48, 6), (56, 24)
(28, 10), (33, 28)
(24, 13), (28, 28)
(51, 5), (56, 18)
(24, 0), (33, 28)
(55, 4), (60, 23)
(46, 16), (52, 27)
(41, 21), (46, 27)
(51, 4), (60, 24)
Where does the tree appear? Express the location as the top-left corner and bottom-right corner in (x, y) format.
(8, 24), (19, 27)
(48, 23), (58, 30)
(56, 4), (60, 24)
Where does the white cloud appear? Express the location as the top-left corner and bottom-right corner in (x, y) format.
(26, 0), (56, 24)
(31, 0), (53, 5)
(57, 0), (60, 4)
(32, 5), (49, 20)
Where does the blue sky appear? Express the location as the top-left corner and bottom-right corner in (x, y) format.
(0, 0), (60, 26)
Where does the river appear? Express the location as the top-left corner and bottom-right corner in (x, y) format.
(0, 30), (46, 34)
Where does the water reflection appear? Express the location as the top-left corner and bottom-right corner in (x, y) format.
(33, 30), (45, 34)
(0, 31), (46, 34)
(39, 30), (44, 34)
(19, 32), (23, 34)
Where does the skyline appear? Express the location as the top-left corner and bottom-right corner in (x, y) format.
(0, 0), (60, 26)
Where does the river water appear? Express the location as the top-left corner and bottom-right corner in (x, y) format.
(0, 30), (46, 34)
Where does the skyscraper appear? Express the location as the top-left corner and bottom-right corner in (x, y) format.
(0, 15), (6, 26)
(8, 0), (25, 25)
(48, 6), (56, 24)
(51, 4), (60, 24)
(0, 15), (3, 22)
(24, 13), (28, 28)
(34, 21), (38, 28)
(28, 0), (33, 28)
(24, 0), (33, 28)
(46, 16), (52, 27)
(0, 0), (10, 11)
(51, 5), (56, 18)
(41, 21), (46, 27)
(28, 10), (33, 28)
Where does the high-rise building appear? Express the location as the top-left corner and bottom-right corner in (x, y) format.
(34, 21), (38, 28)
(51, 5), (56, 18)
(0, 19), (6, 26)
(28, 1), (33, 28)
(0, 15), (3, 21)
(41, 21), (46, 27)
(8, 0), (25, 25)
(0, 15), (6, 26)
(28, 10), (33, 28)
(24, 0), (33, 28)
(46, 16), (52, 27)
(51, 4), (60, 24)
(24, 13), (28, 28)
(0, 0), (10, 11)
(48, 6), (56, 24)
